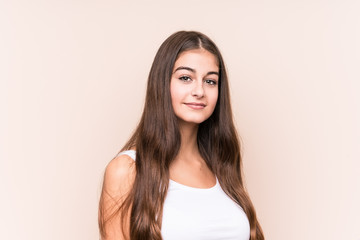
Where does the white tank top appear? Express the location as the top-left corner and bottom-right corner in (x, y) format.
(119, 150), (250, 240)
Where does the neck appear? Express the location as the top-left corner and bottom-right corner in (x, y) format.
(177, 121), (200, 159)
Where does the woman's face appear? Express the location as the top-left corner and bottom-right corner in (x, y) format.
(170, 48), (219, 125)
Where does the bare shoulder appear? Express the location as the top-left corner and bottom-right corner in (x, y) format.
(103, 154), (136, 196)
(100, 154), (135, 239)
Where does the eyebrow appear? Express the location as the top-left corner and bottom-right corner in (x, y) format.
(174, 66), (219, 76)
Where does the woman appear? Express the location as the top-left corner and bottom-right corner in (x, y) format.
(98, 31), (264, 240)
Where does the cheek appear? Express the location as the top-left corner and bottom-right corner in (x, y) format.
(170, 81), (182, 106)
(170, 81), (187, 104)
(209, 89), (219, 107)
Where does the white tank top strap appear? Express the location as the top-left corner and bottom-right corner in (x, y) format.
(117, 150), (136, 161)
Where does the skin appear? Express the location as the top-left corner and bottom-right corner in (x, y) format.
(101, 48), (219, 239)
(169, 48), (219, 188)
(101, 155), (134, 240)
(170, 48), (219, 126)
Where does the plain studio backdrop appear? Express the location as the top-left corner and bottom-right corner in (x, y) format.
(1, 0), (359, 239)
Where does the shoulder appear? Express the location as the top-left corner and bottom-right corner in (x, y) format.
(103, 154), (136, 196)
(99, 153), (135, 239)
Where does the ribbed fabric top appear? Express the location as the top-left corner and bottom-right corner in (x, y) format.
(118, 150), (250, 240)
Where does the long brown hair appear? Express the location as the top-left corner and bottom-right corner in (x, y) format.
(99, 31), (264, 240)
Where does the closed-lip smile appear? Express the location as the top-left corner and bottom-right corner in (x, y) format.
(184, 102), (206, 109)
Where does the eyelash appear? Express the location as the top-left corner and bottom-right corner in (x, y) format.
(205, 79), (217, 85)
(179, 76), (191, 82)
(179, 76), (217, 86)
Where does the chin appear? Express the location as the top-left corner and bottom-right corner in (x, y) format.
(178, 116), (211, 125)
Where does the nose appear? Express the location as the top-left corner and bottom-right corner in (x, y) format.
(191, 81), (204, 98)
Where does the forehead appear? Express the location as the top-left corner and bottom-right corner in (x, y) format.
(173, 49), (219, 71)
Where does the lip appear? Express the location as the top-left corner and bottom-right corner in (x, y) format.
(184, 102), (206, 110)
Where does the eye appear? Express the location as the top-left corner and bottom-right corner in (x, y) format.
(179, 76), (192, 82)
(205, 79), (217, 85)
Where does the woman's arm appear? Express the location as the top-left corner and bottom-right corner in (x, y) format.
(99, 154), (136, 240)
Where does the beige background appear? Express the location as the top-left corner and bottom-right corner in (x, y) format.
(1, 0), (359, 239)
